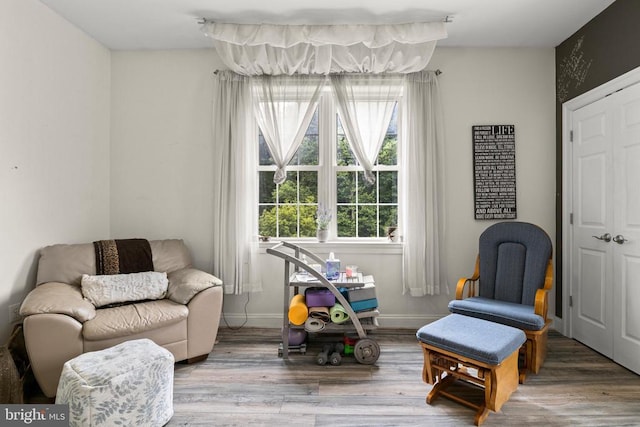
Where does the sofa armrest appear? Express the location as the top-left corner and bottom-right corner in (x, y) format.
(187, 286), (223, 359)
(20, 282), (96, 323)
(167, 268), (222, 305)
(23, 313), (84, 398)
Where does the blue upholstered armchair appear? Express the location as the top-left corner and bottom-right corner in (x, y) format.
(448, 221), (553, 381)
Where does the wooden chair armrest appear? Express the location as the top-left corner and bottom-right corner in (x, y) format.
(534, 288), (549, 319)
(455, 255), (480, 300)
(534, 260), (554, 319)
(543, 259), (553, 290)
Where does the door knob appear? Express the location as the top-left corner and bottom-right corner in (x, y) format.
(592, 233), (612, 242)
(613, 234), (628, 244)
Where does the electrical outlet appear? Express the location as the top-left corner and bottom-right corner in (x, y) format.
(9, 303), (21, 323)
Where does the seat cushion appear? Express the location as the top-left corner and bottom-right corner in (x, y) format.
(83, 299), (188, 341)
(416, 314), (526, 365)
(448, 296), (545, 330)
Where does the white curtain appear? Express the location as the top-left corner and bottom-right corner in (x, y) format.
(202, 22), (447, 75)
(252, 75), (325, 184)
(330, 74), (402, 183)
(211, 71), (262, 294)
(401, 70), (447, 296)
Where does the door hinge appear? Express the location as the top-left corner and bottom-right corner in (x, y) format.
(569, 295), (573, 307)
(570, 130), (574, 142)
(570, 213), (573, 224)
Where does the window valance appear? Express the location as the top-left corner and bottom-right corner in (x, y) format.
(201, 22), (447, 75)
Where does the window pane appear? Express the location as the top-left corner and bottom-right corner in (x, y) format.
(258, 205), (277, 237)
(377, 136), (397, 166)
(289, 108), (319, 166)
(336, 116), (357, 166)
(337, 171), (355, 203)
(299, 171), (317, 203)
(379, 205), (398, 237)
(379, 171), (397, 203)
(358, 205), (377, 237)
(259, 169), (319, 238)
(259, 132), (274, 165)
(358, 171), (376, 203)
(299, 204), (317, 237)
(261, 108), (319, 167)
(377, 104), (398, 165)
(259, 171), (276, 203)
(337, 205), (356, 237)
(278, 204), (298, 237)
(290, 135), (319, 166)
(279, 171), (298, 203)
(338, 104), (398, 166)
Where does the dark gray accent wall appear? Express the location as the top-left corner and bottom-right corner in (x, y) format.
(555, 0), (640, 318)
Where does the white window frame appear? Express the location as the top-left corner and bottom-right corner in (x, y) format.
(258, 86), (402, 242)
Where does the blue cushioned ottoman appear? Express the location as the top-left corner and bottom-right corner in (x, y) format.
(416, 314), (526, 426)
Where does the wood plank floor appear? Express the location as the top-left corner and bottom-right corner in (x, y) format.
(168, 328), (640, 426)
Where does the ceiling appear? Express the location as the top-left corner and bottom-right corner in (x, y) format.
(37, 0), (616, 50)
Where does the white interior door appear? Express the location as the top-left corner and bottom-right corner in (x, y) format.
(571, 96), (614, 358)
(611, 84), (640, 374)
(570, 82), (640, 374)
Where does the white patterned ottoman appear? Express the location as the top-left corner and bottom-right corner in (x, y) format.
(55, 339), (174, 427)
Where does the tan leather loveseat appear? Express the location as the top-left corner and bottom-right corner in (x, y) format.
(19, 239), (223, 397)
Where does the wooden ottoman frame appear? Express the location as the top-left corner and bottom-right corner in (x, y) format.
(417, 314), (525, 426)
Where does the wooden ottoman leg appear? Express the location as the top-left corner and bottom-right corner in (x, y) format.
(487, 349), (519, 412)
(427, 374), (456, 404)
(474, 406), (490, 426)
(420, 345), (434, 385)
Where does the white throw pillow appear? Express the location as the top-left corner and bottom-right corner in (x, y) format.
(81, 271), (168, 308)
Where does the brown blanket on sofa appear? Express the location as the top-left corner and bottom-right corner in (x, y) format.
(93, 238), (154, 275)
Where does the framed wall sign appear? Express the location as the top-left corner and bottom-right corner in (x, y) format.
(473, 125), (517, 220)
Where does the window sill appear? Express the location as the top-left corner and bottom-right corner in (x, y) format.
(259, 239), (403, 255)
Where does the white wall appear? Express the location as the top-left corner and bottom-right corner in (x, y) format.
(431, 47), (557, 323)
(0, 0), (111, 341)
(110, 47), (556, 329)
(110, 50), (223, 270)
